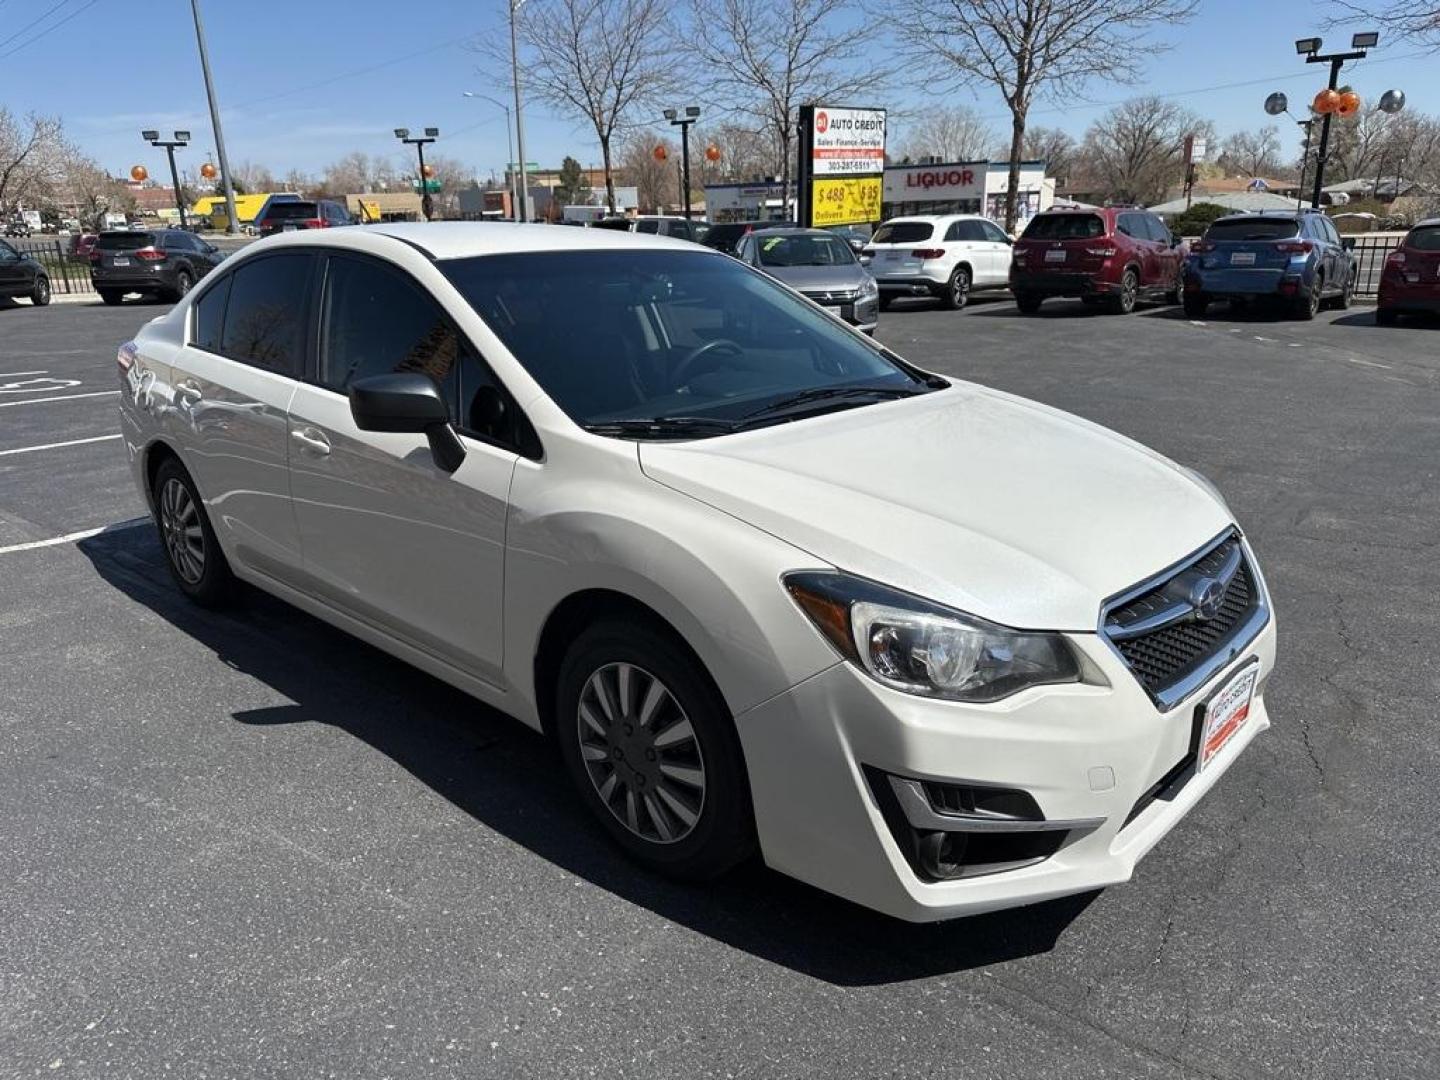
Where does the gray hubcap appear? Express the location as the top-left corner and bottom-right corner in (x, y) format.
(1120, 273), (1137, 309)
(577, 662), (705, 844)
(36, 278), (48, 301)
(159, 477), (204, 584)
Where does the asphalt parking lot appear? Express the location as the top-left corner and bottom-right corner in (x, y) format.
(2, 291), (1437, 1079)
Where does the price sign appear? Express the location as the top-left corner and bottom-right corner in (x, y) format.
(809, 176), (882, 227)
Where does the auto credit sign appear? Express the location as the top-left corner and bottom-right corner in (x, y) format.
(810, 107), (887, 176)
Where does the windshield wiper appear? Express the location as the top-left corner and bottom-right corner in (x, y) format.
(582, 416), (741, 438)
(738, 384), (927, 423)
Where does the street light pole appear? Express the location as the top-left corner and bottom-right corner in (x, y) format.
(663, 106), (701, 219)
(189, 0), (238, 236)
(509, 0), (532, 223)
(395, 128), (439, 220)
(142, 130), (191, 229)
(464, 92), (517, 221)
(1295, 33), (1378, 208)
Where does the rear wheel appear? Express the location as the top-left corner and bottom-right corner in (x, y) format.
(1182, 293), (1209, 318)
(153, 457), (235, 608)
(938, 266), (970, 311)
(555, 619), (755, 881)
(99, 289), (123, 306)
(1108, 268), (1139, 314)
(1014, 291), (1042, 314)
(1330, 267), (1355, 310)
(30, 275), (50, 306)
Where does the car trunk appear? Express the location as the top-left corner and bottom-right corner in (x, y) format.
(1396, 226), (1440, 290)
(866, 222), (937, 275)
(93, 232), (160, 269)
(1013, 214), (1110, 275)
(1197, 218), (1305, 271)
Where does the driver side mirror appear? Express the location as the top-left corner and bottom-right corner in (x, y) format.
(349, 373), (466, 474)
(1342, 237), (1356, 251)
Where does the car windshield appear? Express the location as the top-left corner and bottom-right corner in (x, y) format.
(441, 250), (932, 435)
(1205, 218), (1300, 242)
(1408, 225), (1440, 251)
(872, 222), (933, 244)
(265, 202), (318, 220)
(97, 232), (155, 250)
(756, 234), (856, 267)
(1021, 214), (1104, 240)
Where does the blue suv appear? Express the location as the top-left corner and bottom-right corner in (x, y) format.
(1183, 210), (1356, 320)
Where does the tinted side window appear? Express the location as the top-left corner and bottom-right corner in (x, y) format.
(1117, 213), (1140, 238)
(1322, 218), (1341, 245)
(219, 254), (313, 376)
(192, 274), (232, 351)
(1149, 216), (1172, 243)
(635, 220), (660, 234)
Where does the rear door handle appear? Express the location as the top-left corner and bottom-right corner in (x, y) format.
(174, 380), (202, 405)
(291, 427), (331, 456)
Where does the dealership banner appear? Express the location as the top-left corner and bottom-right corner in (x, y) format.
(797, 105), (886, 228)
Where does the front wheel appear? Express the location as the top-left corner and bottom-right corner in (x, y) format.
(153, 457), (235, 608)
(938, 266), (970, 310)
(1331, 268), (1355, 310)
(170, 268), (194, 302)
(31, 275), (50, 306)
(1108, 269), (1139, 314)
(555, 619), (755, 881)
(1293, 275), (1322, 320)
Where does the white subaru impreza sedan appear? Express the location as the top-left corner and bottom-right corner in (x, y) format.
(116, 223), (1276, 922)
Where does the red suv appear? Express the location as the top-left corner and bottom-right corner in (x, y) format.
(1010, 207), (1184, 314)
(1376, 218), (1440, 324)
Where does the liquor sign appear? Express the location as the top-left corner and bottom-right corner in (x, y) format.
(797, 104), (887, 228)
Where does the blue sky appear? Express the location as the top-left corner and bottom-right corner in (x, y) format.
(2, 0), (1436, 184)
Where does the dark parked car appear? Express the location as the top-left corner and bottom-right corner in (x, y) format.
(90, 229), (225, 305)
(1183, 210), (1356, 320)
(700, 219), (797, 255)
(1010, 207), (1185, 314)
(1376, 218), (1440, 324)
(257, 199), (353, 236)
(0, 239), (50, 306)
(67, 232), (99, 263)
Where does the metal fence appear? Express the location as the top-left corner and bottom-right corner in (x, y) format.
(1345, 232), (1404, 298)
(10, 238), (96, 295)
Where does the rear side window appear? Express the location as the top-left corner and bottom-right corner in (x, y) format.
(1205, 218), (1300, 242)
(635, 220), (661, 234)
(192, 274), (231, 351)
(873, 222), (934, 244)
(1021, 214), (1104, 240)
(220, 253), (314, 376)
(1408, 226), (1440, 251)
(97, 232), (155, 250)
(944, 220), (985, 242)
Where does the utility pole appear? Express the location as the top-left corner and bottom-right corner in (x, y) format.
(510, 0), (532, 222)
(465, 92), (518, 221)
(189, 0), (238, 235)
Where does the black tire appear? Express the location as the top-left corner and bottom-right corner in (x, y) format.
(1183, 293), (1209, 318)
(152, 457), (235, 608)
(1165, 269), (1183, 305)
(1014, 291), (1043, 314)
(99, 289), (123, 306)
(1330, 268), (1355, 310)
(170, 268), (194, 302)
(555, 618), (755, 881)
(31, 275), (50, 306)
(878, 293), (895, 311)
(1375, 307), (1399, 326)
(1108, 268), (1139, 314)
(938, 265), (970, 310)
(1293, 275), (1322, 320)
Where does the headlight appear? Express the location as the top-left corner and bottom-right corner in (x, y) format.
(859, 275), (879, 297)
(784, 572), (1081, 702)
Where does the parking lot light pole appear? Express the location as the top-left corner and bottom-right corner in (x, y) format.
(142, 130), (190, 230)
(395, 128), (439, 221)
(510, 0), (532, 223)
(189, 0), (238, 236)
(1295, 32), (1377, 209)
(464, 92), (517, 221)
(663, 106), (701, 219)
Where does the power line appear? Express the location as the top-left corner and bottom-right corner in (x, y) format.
(0, 0), (78, 52)
(0, 0), (102, 60)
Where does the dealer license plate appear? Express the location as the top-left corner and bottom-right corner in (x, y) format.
(1044, 249), (1067, 263)
(1230, 251), (1256, 266)
(1198, 661), (1259, 771)
(112, 257), (130, 267)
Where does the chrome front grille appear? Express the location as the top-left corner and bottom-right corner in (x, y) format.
(801, 288), (862, 305)
(1101, 531), (1269, 711)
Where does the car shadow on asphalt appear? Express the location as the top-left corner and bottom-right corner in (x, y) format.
(78, 525), (1096, 986)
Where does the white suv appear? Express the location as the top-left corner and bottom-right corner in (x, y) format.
(866, 214), (1014, 310)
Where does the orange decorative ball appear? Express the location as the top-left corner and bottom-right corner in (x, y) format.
(1312, 88), (1341, 115)
(1336, 90), (1361, 116)
(422, 164), (436, 178)
(652, 144), (667, 162)
(704, 144), (721, 162)
(200, 162), (218, 180)
(130, 164), (148, 183)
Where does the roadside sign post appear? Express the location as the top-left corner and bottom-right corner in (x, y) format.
(796, 105), (886, 231)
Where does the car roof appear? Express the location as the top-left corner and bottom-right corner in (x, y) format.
(882, 214), (989, 224)
(244, 220), (706, 260)
(1413, 218), (1440, 229)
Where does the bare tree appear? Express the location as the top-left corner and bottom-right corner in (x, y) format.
(59, 151), (130, 230)
(479, 0), (674, 212)
(231, 160), (276, 194)
(1076, 97), (1212, 206)
(1217, 126), (1284, 178)
(895, 105), (995, 163)
(1019, 126), (1077, 185)
(0, 109), (63, 215)
(692, 122), (780, 184)
(282, 168), (314, 196)
(888, 0), (1194, 230)
(619, 134), (677, 211)
(1328, 3), (1440, 49)
(685, 0), (888, 217)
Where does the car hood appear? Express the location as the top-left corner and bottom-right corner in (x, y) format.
(763, 263), (871, 294)
(638, 384), (1232, 631)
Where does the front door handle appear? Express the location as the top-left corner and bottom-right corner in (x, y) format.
(174, 379), (202, 406)
(291, 427), (332, 456)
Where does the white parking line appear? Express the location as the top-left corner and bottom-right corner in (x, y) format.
(0, 370), (48, 377)
(0, 390), (119, 408)
(0, 517), (149, 556)
(0, 434), (123, 457)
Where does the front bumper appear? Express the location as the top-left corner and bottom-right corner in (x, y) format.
(735, 607), (1277, 922)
